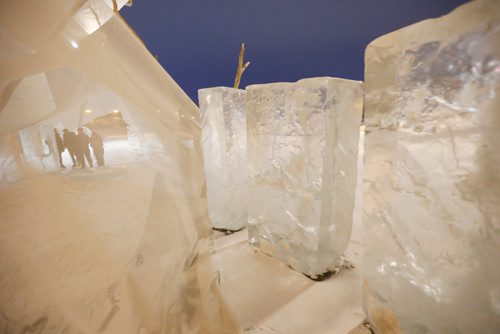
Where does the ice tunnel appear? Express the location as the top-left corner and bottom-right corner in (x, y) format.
(0, 0), (221, 332)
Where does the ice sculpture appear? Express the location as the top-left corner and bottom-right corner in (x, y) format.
(0, 1), (239, 333)
(198, 87), (247, 231)
(246, 77), (363, 277)
(363, 0), (500, 332)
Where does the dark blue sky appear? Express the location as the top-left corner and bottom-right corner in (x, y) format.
(121, 0), (469, 104)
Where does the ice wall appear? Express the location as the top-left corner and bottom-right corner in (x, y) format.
(246, 77), (363, 277)
(0, 1), (238, 333)
(0, 133), (23, 184)
(363, 0), (500, 332)
(198, 87), (247, 231)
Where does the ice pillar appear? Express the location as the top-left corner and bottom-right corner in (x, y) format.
(246, 78), (363, 277)
(363, 0), (500, 332)
(198, 87), (247, 231)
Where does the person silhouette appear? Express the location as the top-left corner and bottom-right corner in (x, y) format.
(62, 128), (77, 167)
(75, 128), (93, 168)
(53, 129), (65, 168)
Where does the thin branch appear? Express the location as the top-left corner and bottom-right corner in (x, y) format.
(233, 43), (251, 89)
(112, 0), (119, 13)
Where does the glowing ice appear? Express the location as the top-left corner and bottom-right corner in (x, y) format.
(246, 77), (363, 277)
(198, 87), (247, 231)
(0, 1), (233, 332)
(363, 0), (500, 332)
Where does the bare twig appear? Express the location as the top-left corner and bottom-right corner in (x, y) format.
(233, 43), (250, 89)
(112, 0), (119, 13)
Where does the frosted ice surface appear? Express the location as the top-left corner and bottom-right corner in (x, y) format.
(198, 87), (247, 231)
(0, 0), (225, 332)
(246, 77), (363, 276)
(363, 0), (500, 333)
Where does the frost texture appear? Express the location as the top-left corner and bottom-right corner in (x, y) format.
(198, 87), (247, 231)
(246, 78), (363, 276)
(363, 0), (500, 333)
(0, 0), (235, 332)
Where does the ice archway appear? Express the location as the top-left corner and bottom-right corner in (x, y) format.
(0, 0), (229, 332)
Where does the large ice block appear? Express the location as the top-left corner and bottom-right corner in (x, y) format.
(246, 77), (363, 277)
(198, 87), (247, 231)
(363, 0), (500, 333)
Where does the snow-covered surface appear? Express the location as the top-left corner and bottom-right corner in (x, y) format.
(0, 127), (366, 333)
(211, 215), (364, 333)
(0, 119), (211, 332)
(0, 168), (365, 334)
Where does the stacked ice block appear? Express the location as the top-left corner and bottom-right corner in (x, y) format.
(198, 87), (248, 231)
(363, 0), (500, 332)
(246, 78), (363, 277)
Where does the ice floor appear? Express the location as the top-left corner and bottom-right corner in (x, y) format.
(210, 220), (365, 333)
(0, 176), (364, 333)
(0, 130), (366, 333)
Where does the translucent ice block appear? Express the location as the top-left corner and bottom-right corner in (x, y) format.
(363, 0), (500, 332)
(0, 1), (237, 332)
(198, 87), (247, 231)
(246, 77), (363, 277)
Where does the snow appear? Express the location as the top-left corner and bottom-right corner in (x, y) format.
(0, 127), (366, 333)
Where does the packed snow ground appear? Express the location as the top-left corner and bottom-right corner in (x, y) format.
(0, 131), (366, 333)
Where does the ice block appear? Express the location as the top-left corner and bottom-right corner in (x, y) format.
(363, 0), (500, 332)
(246, 77), (363, 277)
(198, 87), (248, 231)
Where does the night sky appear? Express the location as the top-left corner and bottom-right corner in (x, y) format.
(121, 0), (470, 104)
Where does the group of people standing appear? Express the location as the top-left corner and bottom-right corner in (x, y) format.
(53, 128), (105, 169)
